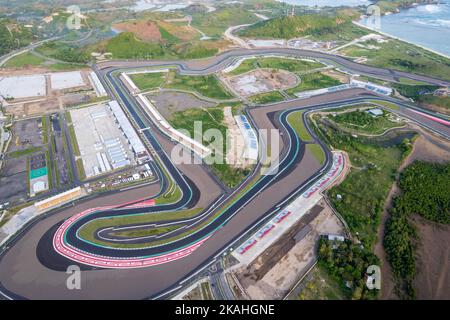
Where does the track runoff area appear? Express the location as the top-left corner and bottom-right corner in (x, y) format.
(51, 56), (450, 270)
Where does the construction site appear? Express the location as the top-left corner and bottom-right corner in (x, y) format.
(223, 68), (299, 98)
(0, 70), (108, 118)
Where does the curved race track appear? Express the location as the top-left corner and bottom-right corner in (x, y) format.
(0, 48), (449, 299)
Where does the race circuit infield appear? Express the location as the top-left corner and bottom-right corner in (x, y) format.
(0, 48), (449, 299)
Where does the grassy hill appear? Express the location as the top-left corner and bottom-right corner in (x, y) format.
(238, 14), (363, 41)
(191, 6), (260, 37)
(104, 32), (172, 59)
(375, 0), (434, 14)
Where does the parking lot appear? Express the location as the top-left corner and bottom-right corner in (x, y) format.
(7, 118), (43, 153)
(0, 156), (28, 205)
(50, 113), (71, 187)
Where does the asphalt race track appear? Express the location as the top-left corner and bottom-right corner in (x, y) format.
(0, 48), (449, 299)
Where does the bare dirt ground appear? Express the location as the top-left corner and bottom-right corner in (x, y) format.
(234, 201), (344, 300)
(0, 67), (90, 76)
(376, 129), (450, 299)
(113, 20), (161, 42)
(146, 91), (216, 119)
(412, 214), (450, 299)
(421, 103), (450, 116)
(1, 70), (94, 118)
(157, 20), (197, 42)
(226, 69), (298, 97)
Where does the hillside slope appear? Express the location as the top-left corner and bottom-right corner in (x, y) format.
(238, 14), (360, 40)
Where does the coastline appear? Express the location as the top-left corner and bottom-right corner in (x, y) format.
(382, 0), (442, 13)
(353, 20), (450, 60)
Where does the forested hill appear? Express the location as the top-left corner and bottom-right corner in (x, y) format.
(0, 19), (33, 56)
(237, 14), (355, 39)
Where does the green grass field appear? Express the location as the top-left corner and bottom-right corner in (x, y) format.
(191, 7), (260, 37)
(47, 63), (88, 71)
(248, 91), (285, 105)
(104, 32), (174, 60)
(286, 110), (313, 142)
(44, 150), (53, 189)
(41, 115), (48, 144)
(228, 57), (324, 76)
(297, 265), (346, 300)
(131, 70), (233, 100)
(4, 51), (86, 71)
(8, 146), (42, 159)
(130, 72), (167, 91)
(169, 107), (250, 188)
(75, 158), (86, 181)
(330, 109), (405, 135)
(110, 225), (181, 238)
(286, 72), (342, 96)
(166, 72), (234, 100)
(155, 183), (182, 205)
(200, 282), (213, 300)
(67, 121), (81, 157)
(306, 144), (325, 165)
(314, 117), (414, 248)
(339, 38), (450, 82)
(4, 52), (45, 68)
(238, 14), (366, 43)
(367, 100), (400, 111)
(418, 95), (450, 112)
(77, 208), (203, 248)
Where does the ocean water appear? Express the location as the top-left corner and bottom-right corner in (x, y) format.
(360, 1), (450, 56)
(276, 0), (372, 7)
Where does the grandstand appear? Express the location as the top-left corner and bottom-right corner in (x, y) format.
(108, 100), (150, 164)
(294, 79), (392, 99)
(88, 72), (108, 97)
(34, 187), (84, 211)
(120, 73), (140, 95)
(234, 115), (258, 161)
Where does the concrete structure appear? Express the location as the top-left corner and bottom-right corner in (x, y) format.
(71, 103), (143, 178)
(234, 115), (258, 161)
(294, 79), (392, 99)
(107, 100), (150, 163)
(0, 206), (37, 246)
(0, 75), (46, 100)
(50, 71), (86, 90)
(351, 79), (392, 96)
(247, 39), (287, 48)
(88, 72), (108, 97)
(126, 69), (170, 76)
(34, 187), (84, 211)
(368, 108), (383, 117)
(120, 73), (139, 94)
